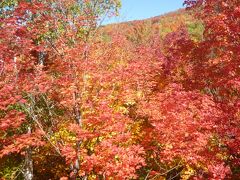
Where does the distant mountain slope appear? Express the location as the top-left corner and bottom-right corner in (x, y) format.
(100, 9), (203, 44)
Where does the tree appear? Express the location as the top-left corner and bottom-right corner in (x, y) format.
(1, 0), (146, 179)
(1, 0), (240, 179)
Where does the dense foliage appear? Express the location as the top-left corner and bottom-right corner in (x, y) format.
(0, 0), (239, 179)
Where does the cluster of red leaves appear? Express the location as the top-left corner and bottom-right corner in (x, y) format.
(0, 132), (45, 158)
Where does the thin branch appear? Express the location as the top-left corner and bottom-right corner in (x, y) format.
(144, 169), (152, 180)
(23, 94), (62, 156)
(150, 161), (183, 180)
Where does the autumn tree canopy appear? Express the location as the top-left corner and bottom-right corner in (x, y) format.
(0, 0), (240, 179)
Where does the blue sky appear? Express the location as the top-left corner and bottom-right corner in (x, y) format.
(103, 0), (184, 25)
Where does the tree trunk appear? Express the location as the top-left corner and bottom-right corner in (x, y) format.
(38, 52), (45, 66)
(23, 51), (45, 180)
(70, 92), (82, 180)
(23, 127), (33, 180)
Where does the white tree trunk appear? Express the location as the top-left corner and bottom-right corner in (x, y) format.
(23, 127), (33, 180)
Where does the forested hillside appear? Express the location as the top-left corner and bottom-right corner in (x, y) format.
(101, 9), (203, 44)
(0, 0), (240, 179)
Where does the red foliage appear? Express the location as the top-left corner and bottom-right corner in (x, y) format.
(0, 0), (240, 179)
